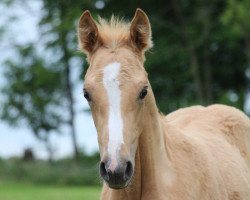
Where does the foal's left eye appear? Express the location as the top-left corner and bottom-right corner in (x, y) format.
(83, 89), (91, 102)
(139, 86), (148, 100)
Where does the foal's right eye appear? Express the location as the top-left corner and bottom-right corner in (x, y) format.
(139, 86), (148, 100)
(83, 89), (91, 102)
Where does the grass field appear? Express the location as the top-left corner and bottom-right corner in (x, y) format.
(0, 184), (102, 200)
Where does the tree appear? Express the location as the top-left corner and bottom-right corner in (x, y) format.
(1, 45), (64, 161)
(38, 0), (98, 161)
(97, 0), (248, 113)
(221, 0), (250, 114)
(1, 0), (101, 161)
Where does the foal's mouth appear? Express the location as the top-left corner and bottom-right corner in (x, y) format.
(100, 160), (134, 189)
(107, 180), (131, 189)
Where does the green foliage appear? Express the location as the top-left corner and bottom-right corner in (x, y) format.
(2, 1), (249, 116)
(90, 0), (248, 113)
(39, 0), (94, 72)
(0, 153), (101, 186)
(36, 0), (100, 160)
(1, 45), (64, 139)
(221, 0), (250, 36)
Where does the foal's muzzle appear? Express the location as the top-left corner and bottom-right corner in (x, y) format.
(99, 160), (133, 189)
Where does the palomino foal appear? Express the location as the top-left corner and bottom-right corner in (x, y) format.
(78, 9), (250, 200)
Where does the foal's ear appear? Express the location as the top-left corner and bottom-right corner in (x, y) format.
(78, 10), (100, 56)
(130, 9), (152, 52)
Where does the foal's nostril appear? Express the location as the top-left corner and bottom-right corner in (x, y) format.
(100, 160), (134, 188)
(100, 161), (109, 181)
(125, 161), (133, 180)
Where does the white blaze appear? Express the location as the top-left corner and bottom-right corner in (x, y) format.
(103, 62), (124, 172)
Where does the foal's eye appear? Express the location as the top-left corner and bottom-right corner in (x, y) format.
(139, 86), (148, 100)
(83, 89), (91, 102)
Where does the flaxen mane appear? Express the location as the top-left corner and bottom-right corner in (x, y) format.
(97, 16), (130, 50)
(78, 12), (153, 62)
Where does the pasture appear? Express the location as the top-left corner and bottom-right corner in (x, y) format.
(0, 184), (102, 200)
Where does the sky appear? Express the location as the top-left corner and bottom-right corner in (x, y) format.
(0, 1), (99, 159)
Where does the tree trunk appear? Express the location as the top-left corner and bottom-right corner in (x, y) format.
(244, 35), (250, 75)
(201, 2), (213, 105)
(44, 134), (54, 163)
(171, 0), (204, 104)
(244, 34), (250, 114)
(60, 29), (79, 161)
(189, 49), (204, 104)
(58, 5), (79, 161)
(65, 59), (79, 161)
(204, 56), (213, 104)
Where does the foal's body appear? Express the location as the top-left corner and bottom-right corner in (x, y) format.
(101, 105), (250, 200)
(77, 9), (250, 200)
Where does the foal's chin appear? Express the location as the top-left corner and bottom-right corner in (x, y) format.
(105, 178), (132, 190)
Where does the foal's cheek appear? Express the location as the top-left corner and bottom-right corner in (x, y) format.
(90, 107), (98, 126)
(91, 106), (107, 131)
(133, 108), (145, 134)
(97, 133), (107, 158)
(91, 112), (103, 147)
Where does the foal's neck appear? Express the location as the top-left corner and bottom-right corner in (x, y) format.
(123, 92), (173, 199)
(138, 94), (172, 195)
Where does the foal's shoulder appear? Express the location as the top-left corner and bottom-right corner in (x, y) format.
(204, 104), (250, 128)
(164, 105), (205, 123)
(164, 104), (250, 140)
(165, 104), (249, 125)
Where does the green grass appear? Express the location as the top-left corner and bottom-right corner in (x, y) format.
(0, 184), (102, 200)
(0, 158), (101, 186)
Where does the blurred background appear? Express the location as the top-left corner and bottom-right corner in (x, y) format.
(0, 0), (249, 199)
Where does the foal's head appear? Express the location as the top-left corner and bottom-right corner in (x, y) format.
(78, 9), (153, 189)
